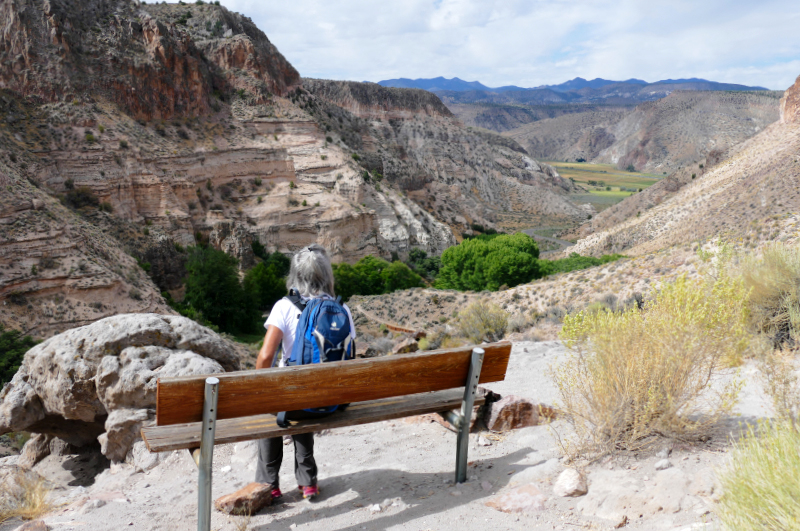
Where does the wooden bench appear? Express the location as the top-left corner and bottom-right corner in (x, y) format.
(141, 342), (512, 531)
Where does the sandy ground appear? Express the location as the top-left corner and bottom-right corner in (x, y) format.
(20, 341), (774, 531)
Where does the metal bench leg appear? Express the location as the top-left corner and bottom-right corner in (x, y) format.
(198, 377), (219, 531)
(455, 347), (484, 483)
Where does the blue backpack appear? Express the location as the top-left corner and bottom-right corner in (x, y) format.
(276, 290), (354, 427)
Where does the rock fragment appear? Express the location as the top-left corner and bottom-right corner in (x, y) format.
(391, 338), (419, 355)
(654, 459), (672, 471)
(18, 433), (53, 469)
(553, 468), (587, 497)
(485, 484), (546, 513)
(214, 482), (273, 515)
(484, 395), (553, 431)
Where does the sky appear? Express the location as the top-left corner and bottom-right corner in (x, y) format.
(221, 0), (800, 90)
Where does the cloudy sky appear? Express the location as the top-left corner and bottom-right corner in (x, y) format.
(222, 0), (800, 90)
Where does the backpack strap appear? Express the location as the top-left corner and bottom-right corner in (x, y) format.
(286, 288), (307, 312)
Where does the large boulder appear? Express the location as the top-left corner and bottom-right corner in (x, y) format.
(0, 314), (241, 462)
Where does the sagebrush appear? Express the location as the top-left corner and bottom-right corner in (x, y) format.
(553, 273), (749, 459)
(0, 469), (53, 523)
(456, 300), (508, 343)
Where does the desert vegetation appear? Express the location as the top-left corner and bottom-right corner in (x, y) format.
(0, 468), (54, 524)
(0, 324), (37, 385)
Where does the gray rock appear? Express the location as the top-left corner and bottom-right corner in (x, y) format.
(655, 459), (673, 471)
(18, 434), (53, 469)
(553, 468), (587, 497)
(125, 441), (161, 473)
(15, 520), (49, 531)
(0, 314), (239, 462)
(486, 484), (546, 513)
(79, 499), (106, 514)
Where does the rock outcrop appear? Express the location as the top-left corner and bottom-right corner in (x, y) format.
(0, 314), (240, 462)
(781, 74), (800, 124)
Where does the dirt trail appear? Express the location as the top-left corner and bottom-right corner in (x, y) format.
(17, 341), (772, 531)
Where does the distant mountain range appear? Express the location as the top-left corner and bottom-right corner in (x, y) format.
(377, 76), (768, 93)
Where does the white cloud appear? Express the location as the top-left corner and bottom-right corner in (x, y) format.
(222, 0), (800, 90)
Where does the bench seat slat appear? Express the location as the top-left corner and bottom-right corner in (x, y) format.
(142, 387), (487, 453)
(156, 342), (510, 426)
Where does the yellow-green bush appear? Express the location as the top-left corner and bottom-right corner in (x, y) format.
(717, 421), (800, 530)
(455, 300), (508, 343)
(0, 468), (53, 523)
(554, 273), (749, 459)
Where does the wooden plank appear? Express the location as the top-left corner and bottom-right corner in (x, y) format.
(143, 387), (487, 452)
(156, 342), (511, 426)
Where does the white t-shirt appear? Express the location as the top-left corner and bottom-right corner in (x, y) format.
(264, 294), (356, 367)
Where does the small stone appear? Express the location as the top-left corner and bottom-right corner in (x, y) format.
(220, 466), (231, 473)
(80, 499), (106, 514)
(655, 459), (672, 471)
(289, 524), (297, 529)
(477, 435), (492, 446)
(391, 338), (419, 355)
(16, 520), (49, 531)
(553, 469), (587, 497)
(485, 484), (546, 513)
(656, 448), (671, 459)
(451, 490), (462, 496)
(613, 514), (629, 528)
(214, 482), (273, 515)
(481, 481), (493, 491)
(369, 504), (381, 513)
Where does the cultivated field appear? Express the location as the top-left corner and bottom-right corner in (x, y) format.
(545, 161), (662, 211)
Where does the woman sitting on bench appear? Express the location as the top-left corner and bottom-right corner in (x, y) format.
(254, 244), (357, 501)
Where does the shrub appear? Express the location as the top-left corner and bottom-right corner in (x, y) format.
(717, 421), (800, 530)
(99, 201), (113, 213)
(554, 274), (749, 459)
(0, 324), (37, 385)
(539, 253), (625, 276)
(742, 243), (800, 347)
(455, 300), (508, 343)
(119, 139), (128, 149)
(62, 187), (99, 209)
(85, 133), (95, 143)
(626, 164), (635, 172)
(436, 233), (540, 291)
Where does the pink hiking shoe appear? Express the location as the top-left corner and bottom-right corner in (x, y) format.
(271, 487), (282, 500)
(301, 485), (319, 499)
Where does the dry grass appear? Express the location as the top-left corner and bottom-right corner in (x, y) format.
(553, 273), (749, 460)
(717, 421), (800, 530)
(0, 468), (54, 524)
(455, 300), (509, 343)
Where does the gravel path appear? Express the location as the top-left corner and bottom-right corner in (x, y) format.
(32, 341), (772, 531)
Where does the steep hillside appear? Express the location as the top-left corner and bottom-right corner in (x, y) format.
(505, 91), (781, 173)
(566, 78), (800, 257)
(302, 79), (584, 231)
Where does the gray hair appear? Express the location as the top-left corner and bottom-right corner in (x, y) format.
(287, 243), (336, 298)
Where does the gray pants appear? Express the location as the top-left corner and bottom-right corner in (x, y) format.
(255, 433), (317, 488)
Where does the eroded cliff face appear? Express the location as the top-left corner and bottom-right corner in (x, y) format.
(781, 74), (800, 124)
(0, 0), (581, 335)
(0, 0), (299, 120)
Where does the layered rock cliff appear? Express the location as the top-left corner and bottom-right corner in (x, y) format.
(781, 74), (800, 124)
(0, 0), (583, 334)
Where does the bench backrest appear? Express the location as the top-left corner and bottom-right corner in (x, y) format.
(156, 342), (511, 426)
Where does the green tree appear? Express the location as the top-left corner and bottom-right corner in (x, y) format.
(406, 248), (441, 280)
(184, 246), (259, 333)
(436, 233), (541, 291)
(244, 262), (287, 312)
(0, 324), (37, 385)
(333, 256), (424, 301)
(381, 261), (424, 293)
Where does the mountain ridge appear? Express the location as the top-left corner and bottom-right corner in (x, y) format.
(377, 76), (769, 93)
